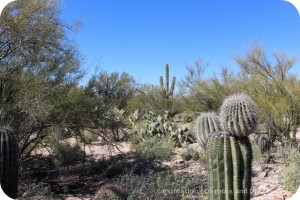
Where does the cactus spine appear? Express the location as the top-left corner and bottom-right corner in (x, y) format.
(160, 64), (176, 99)
(0, 127), (18, 199)
(194, 112), (222, 149)
(257, 134), (270, 153)
(207, 132), (252, 200)
(220, 94), (258, 137)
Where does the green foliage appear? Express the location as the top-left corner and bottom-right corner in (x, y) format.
(137, 112), (193, 147)
(198, 150), (207, 165)
(52, 141), (85, 166)
(117, 173), (206, 199)
(283, 149), (300, 193)
(194, 112), (222, 149)
(18, 180), (54, 199)
(251, 143), (271, 167)
(275, 144), (298, 163)
(93, 184), (128, 200)
(234, 44), (300, 143)
(0, 0), (85, 160)
(0, 127), (18, 199)
(80, 130), (99, 143)
(251, 142), (268, 166)
(87, 71), (136, 109)
(220, 93), (258, 137)
(206, 131), (252, 200)
(131, 135), (174, 162)
(178, 61), (237, 112)
(180, 147), (200, 161)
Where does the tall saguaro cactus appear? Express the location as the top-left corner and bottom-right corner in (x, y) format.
(160, 64), (176, 99)
(0, 127), (18, 199)
(194, 112), (222, 149)
(207, 132), (252, 200)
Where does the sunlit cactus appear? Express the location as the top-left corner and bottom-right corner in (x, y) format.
(160, 64), (176, 99)
(220, 94), (258, 137)
(0, 127), (18, 199)
(207, 131), (252, 200)
(194, 112), (222, 148)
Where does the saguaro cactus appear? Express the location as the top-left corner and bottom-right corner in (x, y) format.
(257, 134), (270, 153)
(220, 94), (258, 137)
(160, 64), (176, 99)
(0, 127), (18, 199)
(194, 112), (222, 149)
(207, 131), (252, 200)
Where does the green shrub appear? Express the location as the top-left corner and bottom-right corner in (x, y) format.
(252, 142), (268, 166)
(198, 150), (207, 167)
(275, 144), (296, 162)
(18, 179), (54, 199)
(283, 149), (300, 193)
(88, 157), (124, 177)
(117, 172), (207, 199)
(132, 136), (174, 162)
(81, 130), (99, 143)
(52, 142), (85, 166)
(180, 147), (200, 161)
(93, 183), (128, 200)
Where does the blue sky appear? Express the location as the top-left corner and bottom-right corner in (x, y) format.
(60, 0), (300, 85)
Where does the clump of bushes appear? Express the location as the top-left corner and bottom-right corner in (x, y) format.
(93, 183), (128, 200)
(251, 142), (267, 166)
(283, 148), (300, 193)
(180, 147), (200, 161)
(52, 142), (86, 166)
(130, 135), (174, 162)
(116, 172), (207, 199)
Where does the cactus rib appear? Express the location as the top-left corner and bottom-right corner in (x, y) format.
(0, 127), (18, 199)
(207, 131), (252, 200)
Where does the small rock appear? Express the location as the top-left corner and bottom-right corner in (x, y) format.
(257, 185), (268, 193)
(273, 194), (284, 200)
(258, 171), (268, 178)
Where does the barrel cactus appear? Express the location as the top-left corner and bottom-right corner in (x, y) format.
(0, 127), (18, 199)
(207, 131), (252, 200)
(220, 94), (258, 137)
(194, 112), (222, 148)
(257, 134), (270, 153)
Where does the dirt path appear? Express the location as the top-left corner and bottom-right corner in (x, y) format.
(29, 139), (295, 200)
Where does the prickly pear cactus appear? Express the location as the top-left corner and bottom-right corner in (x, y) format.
(169, 123), (193, 147)
(194, 112), (222, 148)
(0, 127), (18, 199)
(257, 134), (270, 153)
(220, 94), (258, 137)
(207, 131), (252, 200)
